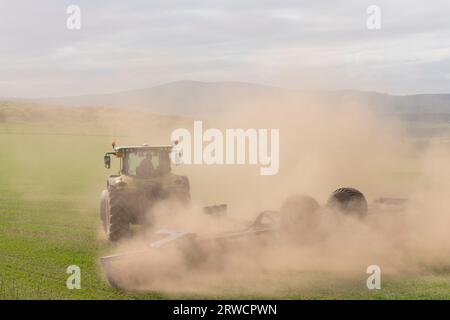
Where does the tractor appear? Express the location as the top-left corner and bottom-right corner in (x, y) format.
(99, 142), (190, 241)
(98, 144), (409, 289)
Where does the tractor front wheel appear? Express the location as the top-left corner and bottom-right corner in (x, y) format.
(100, 189), (131, 241)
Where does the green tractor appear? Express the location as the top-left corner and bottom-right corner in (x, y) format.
(100, 142), (190, 241)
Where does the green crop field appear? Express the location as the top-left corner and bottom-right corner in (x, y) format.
(1, 113), (450, 300)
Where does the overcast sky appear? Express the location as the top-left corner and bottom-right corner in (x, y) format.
(1, 0), (449, 98)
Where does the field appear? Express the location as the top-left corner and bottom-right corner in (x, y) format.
(1, 106), (450, 299)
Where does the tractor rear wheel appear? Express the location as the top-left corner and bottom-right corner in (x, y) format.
(100, 190), (109, 231)
(327, 187), (368, 218)
(102, 189), (131, 241)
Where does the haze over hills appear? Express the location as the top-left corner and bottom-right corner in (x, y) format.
(29, 80), (450, 120)
(2, 80), (450, 141)
(37, 81), (289, 118)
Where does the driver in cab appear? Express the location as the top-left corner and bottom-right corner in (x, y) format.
(136, 152), (155, 177)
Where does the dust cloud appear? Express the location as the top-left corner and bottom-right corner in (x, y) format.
(100, 99), (450, 296)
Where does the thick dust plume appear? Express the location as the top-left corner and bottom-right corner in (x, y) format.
(103, 100), (450, 296)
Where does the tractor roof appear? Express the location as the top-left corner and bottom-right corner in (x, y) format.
(114, 145), (173, 152)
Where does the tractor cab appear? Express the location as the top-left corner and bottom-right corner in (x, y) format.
(104, 144), (173, 178)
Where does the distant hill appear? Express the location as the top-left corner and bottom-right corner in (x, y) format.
(12, 80), (450, 121)
(3, 81), (450, 141)
(38, 80), (289, 118)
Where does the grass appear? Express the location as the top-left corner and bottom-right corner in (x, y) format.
(0, 121), (176, 299)
(0, 119), (450, 300)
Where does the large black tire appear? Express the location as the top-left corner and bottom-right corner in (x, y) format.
(327, 187), (368, 218)
(102, 189), (131, 241)
(280, 194), (320, 231)
(100, 190), (109, 231)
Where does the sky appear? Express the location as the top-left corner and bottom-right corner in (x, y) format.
(0, 0), (449, 98)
